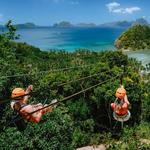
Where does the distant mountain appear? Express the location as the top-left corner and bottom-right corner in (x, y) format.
(76, 23), (96, 27)
(1, 18), (149, 30)
(100, 21), (131, 28)
(14, 23), (38, 29)
(132, 18), (149, 26)
(53, 21), (73, 28)
(0, 23), (41, 29)
(100, 18), (149, 28)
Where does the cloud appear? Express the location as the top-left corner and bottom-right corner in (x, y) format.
(123, 7), (141, 14)
(106, 2), (141, 14)
(106, 2), (120, 12)
(112, 8), (123, 13)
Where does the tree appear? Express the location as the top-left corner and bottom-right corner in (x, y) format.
(5, 20), (20, 40)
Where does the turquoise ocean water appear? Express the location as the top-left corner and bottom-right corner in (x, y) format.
(16, 27), (124, 51)
(14, 27), (150, 65)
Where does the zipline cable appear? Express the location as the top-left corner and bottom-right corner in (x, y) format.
(57, 70), (111, 87)
(0, 68), (111, 104)
(0, 64), (94, 79)
(29, 74), (119, 115)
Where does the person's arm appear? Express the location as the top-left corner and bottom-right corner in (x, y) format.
(124, 95), (130, 105)
(120, 85), (130, 105)
(23, 85), (33, 104)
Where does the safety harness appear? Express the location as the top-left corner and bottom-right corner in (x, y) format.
(113, 98), (131, 122)
(11, 102), (28, 132)
(113, 110), (131, 122)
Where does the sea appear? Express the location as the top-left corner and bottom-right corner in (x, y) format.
(8, 27), (150, 66)
(16, 27), (123, 51)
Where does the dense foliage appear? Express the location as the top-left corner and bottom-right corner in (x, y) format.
(0, 23), (150, 149)
(115, 24), (150, 50)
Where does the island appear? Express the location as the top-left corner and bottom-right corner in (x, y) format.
(115, 24), (150, 50)
(53, 21), (73, 28)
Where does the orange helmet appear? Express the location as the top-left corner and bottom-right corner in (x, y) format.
(11, 88), (25, 100)
(115, 87), (126, 100)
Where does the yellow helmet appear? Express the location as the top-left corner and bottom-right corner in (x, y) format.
(11, 88), (25, 100)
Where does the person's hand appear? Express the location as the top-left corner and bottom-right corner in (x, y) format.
(115, 105), (121, 113)
(28, 85), (33, 91)
(26, 85), (33, 93)
(120, 85), (124, 88)
(51, 99), (58, 108)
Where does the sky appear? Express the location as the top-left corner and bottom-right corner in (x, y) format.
(0, 0), (150, 25)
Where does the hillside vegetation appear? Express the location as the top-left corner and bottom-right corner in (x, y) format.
(0, 22), (150, 149)
(115, 25), (150, 50)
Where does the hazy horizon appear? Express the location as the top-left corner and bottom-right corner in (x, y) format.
(0, 0), (150, 26)
(1, 18), (149, 26)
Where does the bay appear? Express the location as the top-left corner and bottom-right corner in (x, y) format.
(16, 27), (124, 51)
(14, 27), (150, 66)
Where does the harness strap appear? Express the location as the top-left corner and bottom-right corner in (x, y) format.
(113, 111), (131, 122)
(12, 102), (32, 122)
(11, 104), (28, 131)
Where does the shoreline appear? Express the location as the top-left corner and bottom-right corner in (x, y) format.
(122, 49), (150, 66)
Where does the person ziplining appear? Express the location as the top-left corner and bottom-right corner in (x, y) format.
(7, 74), (119, 131)
(10, 85), (57, 125)
(111, 85), (131, 122)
